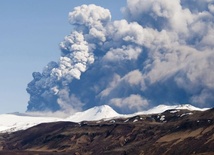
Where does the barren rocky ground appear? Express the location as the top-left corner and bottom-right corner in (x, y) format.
(0, 108), (213, 155)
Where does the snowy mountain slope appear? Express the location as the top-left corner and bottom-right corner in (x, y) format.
(0, 114), (60, 133)
(134, 104), (209, 115)
(0, 104), (210, 133)
(2, 108), (213, 155)
(66, 105), (121, 122)
(0, 105), (121, 133)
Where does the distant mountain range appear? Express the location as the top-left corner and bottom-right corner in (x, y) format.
(0, 104), (209, 133)
(0, 104), (213, 155)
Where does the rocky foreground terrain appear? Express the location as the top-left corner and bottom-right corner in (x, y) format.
(0, 108), (213, 155)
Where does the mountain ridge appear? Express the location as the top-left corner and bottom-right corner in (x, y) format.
(0, 104), (210, 133)
(0, 107), (213, 155)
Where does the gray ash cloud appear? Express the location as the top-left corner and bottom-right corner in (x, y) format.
(27, 1), (214, 114)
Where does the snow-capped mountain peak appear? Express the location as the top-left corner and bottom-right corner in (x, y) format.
(67, 105), (120, 122)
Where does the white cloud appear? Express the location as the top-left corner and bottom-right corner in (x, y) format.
(110, 94), (149, 113)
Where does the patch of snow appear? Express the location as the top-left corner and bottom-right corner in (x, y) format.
(170, 110), (179, 113)
(180, 112), (193, 117)
(133, 119), (138, 122)
(160, 115), (165, 121)
(110, 120), (116, 123)
(124, 119), (129, 123)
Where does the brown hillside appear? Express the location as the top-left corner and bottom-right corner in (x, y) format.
(0, 108), (214, 155)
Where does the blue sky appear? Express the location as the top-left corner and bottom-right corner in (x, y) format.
(0, 0), (126, 113)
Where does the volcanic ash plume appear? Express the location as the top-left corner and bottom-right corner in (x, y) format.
(27, 1), (214, 114)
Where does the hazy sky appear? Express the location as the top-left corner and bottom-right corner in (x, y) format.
(0, 0), (126, 113)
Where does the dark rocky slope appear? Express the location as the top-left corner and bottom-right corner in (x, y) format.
(0, 108), (214, 155)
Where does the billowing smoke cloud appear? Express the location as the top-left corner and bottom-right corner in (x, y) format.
(27, 1), (214, 114)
